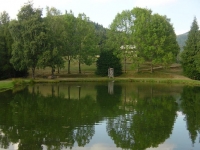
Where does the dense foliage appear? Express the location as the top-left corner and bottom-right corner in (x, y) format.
(0, 11), (27, 79)
(0, 2), (102, 79)
(107, 7), (179, 73)
(9, 3), (46, 79)
(0, 2), (191, 79)
(181, 17), (200, 79)
(76, 13), (98, 74)
(181, 86), (200, 144)
(96, 50), (122, 76)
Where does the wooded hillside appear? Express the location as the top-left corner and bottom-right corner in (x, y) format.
(176, 32), (188, 51)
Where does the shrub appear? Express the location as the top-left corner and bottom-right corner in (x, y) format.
(96, 50), (122, 76)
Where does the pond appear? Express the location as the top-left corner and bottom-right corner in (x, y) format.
(0, 82), (200, 150)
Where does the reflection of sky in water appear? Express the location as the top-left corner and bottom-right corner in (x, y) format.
(68, 112), (200, 150)
(3, 112), (200, 150)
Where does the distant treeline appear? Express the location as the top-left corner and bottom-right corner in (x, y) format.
(176, 32), (188, 51)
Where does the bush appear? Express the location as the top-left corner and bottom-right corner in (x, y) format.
(12, 79), (26, 87)
(96, 50), (122, 76)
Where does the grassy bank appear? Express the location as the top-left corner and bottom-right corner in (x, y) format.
(1, 63), (199, 92)
(0, 81), (14, 91)
(1, 76), (200, 92)
(0, 79), (31, 92)
(33, 77), (200, 85)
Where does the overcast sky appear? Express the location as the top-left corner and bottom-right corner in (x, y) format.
(0, 0), (199, 35)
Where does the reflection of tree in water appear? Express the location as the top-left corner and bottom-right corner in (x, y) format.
(95, 84), (123, 117)
(0, 83), (182, 150)
(0, 86), (100, 150)
(107, 93), (178, 150)
(74, 125), (94, 146)
(107, 113), (134, 148)
(0, 90), (14, 149)
(181, 86), (200, 145)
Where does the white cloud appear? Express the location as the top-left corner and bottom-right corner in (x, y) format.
(70, 143), (121, 150)
(146, 142), (176, 150)
(90, 143), (121, 150)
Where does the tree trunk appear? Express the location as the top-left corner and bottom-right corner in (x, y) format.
(125, 57), (127, 73)
(51, 67), (55, 78)
(68, 56), (71, 74)
(78, 59), (81, 74)
(32, 67), (35, 79)
(57, 67), (60, 74)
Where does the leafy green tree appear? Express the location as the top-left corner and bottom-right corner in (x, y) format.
(0, 11), (27, 79)
(38, 7), (65, 77)
(180, 86), (200, 144)
(76, 13), (97, 74)
(93, 22), (107, 53)
(132, 7), (179, 73)
(63, 10), (78, 74)
(0, 11), (12, 79)
(0, 85), (101, 150)
(153, 14), (179, 69)
(9, 2), (46, 78)
(108, 10), (133, 49)
(181, 17), (200, 79)
(96, 50), (122, 76)
(107, 92), (177, 150)
(108, 10), (135, 73)
(131, 7), (152, 72)
(194, 33), (200, 77)
(148, 14), (178, 70)
(95, 84), (123, 117)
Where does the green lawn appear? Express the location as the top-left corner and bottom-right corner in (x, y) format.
(0, 79), (32, 92)
(0, 62), (194, 92)
(0, 80), (14, 91)
(31, 60), (185, 79)
(32, 60), (97, 78)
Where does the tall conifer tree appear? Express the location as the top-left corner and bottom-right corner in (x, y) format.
(181, 17), (200, 79)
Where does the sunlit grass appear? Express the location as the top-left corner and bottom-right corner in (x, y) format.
(1, 61), (198, 92)
(0, 79), (32, 92)
(0, 81), (14, 91)
(32, 60), (184, 78)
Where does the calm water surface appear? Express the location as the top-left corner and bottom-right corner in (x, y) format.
(0, 82), (200, 150)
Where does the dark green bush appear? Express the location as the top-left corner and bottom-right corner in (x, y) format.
(96, 50), (122, 76)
